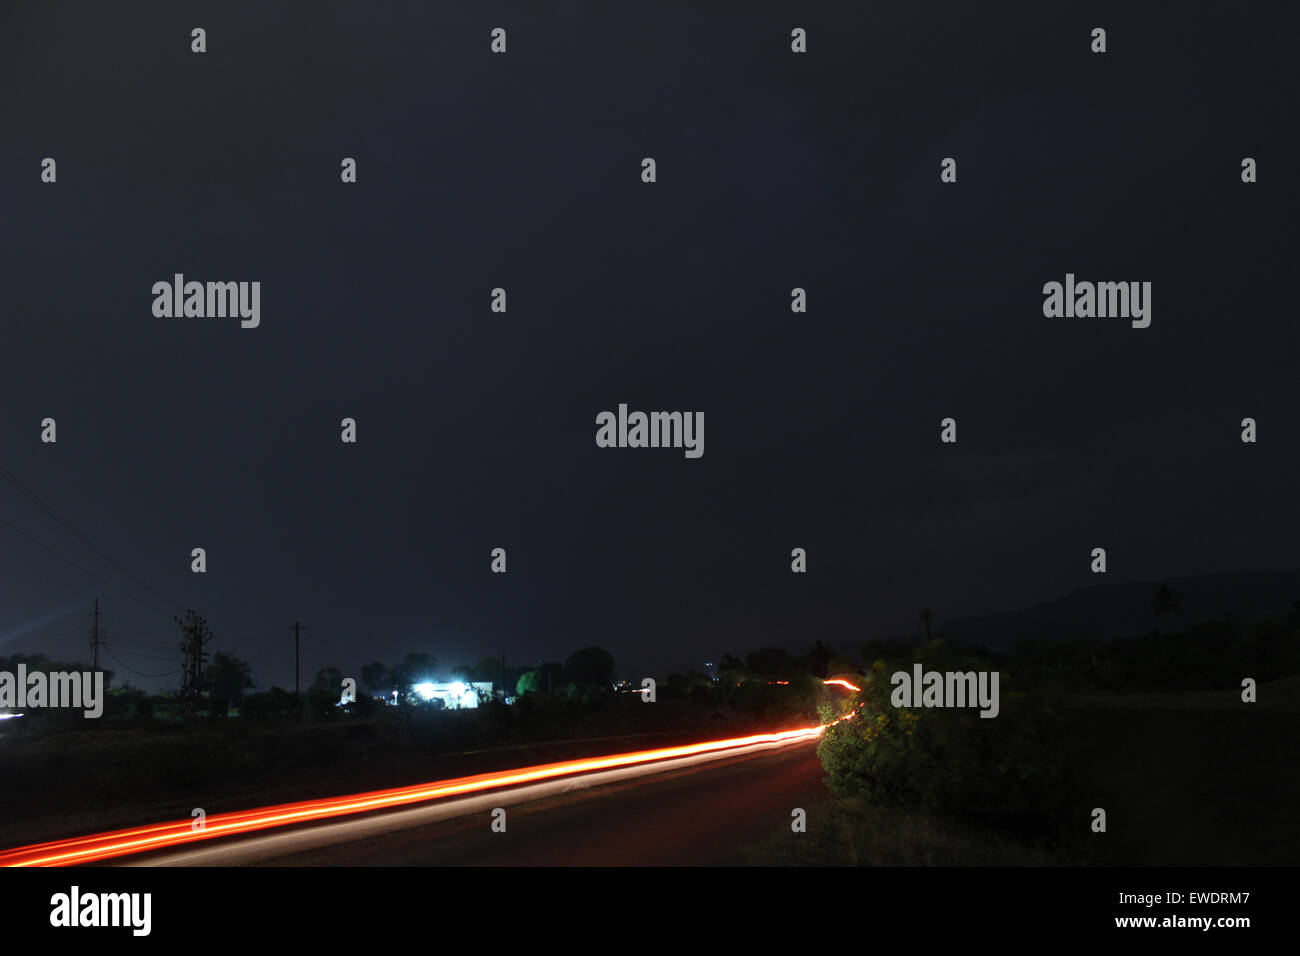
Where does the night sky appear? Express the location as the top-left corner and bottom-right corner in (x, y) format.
(2, 2), (1297, 693)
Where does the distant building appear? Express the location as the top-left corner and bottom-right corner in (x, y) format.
(411, 681), (493, 709)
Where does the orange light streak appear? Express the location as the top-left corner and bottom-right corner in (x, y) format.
(822, 678), (861, 692)
(0, 723), (832, 867)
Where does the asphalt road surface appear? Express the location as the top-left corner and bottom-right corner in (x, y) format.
(136, 739), (829, 866)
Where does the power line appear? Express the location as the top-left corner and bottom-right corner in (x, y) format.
(0, 524), (183, 659)
(243, 643), (281, 665)
(104, 584), (180, 617)
(103, 645), (181, 679)
(0, 464), (180, 610)
(102, 645), (177, 663)
(0, 520), (178, 622)
(15, 628), (86, 639)
(0, 516), (118, 589)
(0, 464), (133, 577)
(111, 635), (177, 648)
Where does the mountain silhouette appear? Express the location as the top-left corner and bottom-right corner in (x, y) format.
(934, 570), (1300, 651)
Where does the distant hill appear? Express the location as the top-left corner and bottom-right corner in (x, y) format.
(936, 570), (1300, 651)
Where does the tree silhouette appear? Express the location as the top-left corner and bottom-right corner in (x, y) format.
(206, 652), (253, 715)
(564, 646), (616, 688)
(392, 652), (436, 703)
(1152, 583), (1182, 617)
(360, 661), (389, 693)
(801, 640), (835, 677)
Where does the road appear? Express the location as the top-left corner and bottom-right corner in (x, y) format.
(130, 739), (829, 866)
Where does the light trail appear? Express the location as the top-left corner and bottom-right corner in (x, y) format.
(0, 724), (829, 867)
(2, 680), (868, 867)
(822, 678), (861, 692)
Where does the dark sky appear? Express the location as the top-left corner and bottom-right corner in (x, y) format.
(2, 2), (1297, 693)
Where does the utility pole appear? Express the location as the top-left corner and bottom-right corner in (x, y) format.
(291, 621), (304, 700)
(175, 610), (214, 715)
(88, 598), (104, 671)
(920, 608), (934, 643)
(501, 651), (506, 699)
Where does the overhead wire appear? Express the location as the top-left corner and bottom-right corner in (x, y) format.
(0, 463), (182, 612)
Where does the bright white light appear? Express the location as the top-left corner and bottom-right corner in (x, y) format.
(449, 682), (466, 698)
(414, 682), (437, 700)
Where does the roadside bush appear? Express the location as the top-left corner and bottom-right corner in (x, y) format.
(817, 643), (1069, 835)
(240, 686), (302, 721)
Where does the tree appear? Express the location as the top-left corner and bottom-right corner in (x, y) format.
(109, 684), (153, 720)
(536, 661), (564, 694)
(801, 640), (835, 677)
(241, 686), (302, 721)
(862, 638), (913, 662)
(206, 652), (254, 715)
(449, 663), (476, 683)
(312, 666), (344, 697)
(393, 652), (436, 701)
(745, 646), (798, 678)
(816, 641), (1069, 833)
(920, 609), (934, 642)
(716, 653), (746, 686)
(563, 646), (616, 688)
(308, 666), (344, 716)
(1152, 583), (1182, 617)
(826, 654), (859, 678)
(516, 670), (541, 695)
(465, 656), (500, 684)
(360, 661), (389, 693)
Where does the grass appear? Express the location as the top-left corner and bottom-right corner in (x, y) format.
(750, 677), (1300, 866)
(1058, 684), (1300, 865)
(746, 796), (1066, 866)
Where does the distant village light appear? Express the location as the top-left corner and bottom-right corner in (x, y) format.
(407, 681), (493, 709)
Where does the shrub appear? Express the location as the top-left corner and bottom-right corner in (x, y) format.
(817, 644), (1069, 835)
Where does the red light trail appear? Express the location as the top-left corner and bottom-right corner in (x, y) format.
(1, 726), (827, 867)
(822, 678), (861, 692)
(0, 680), (864, 867)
